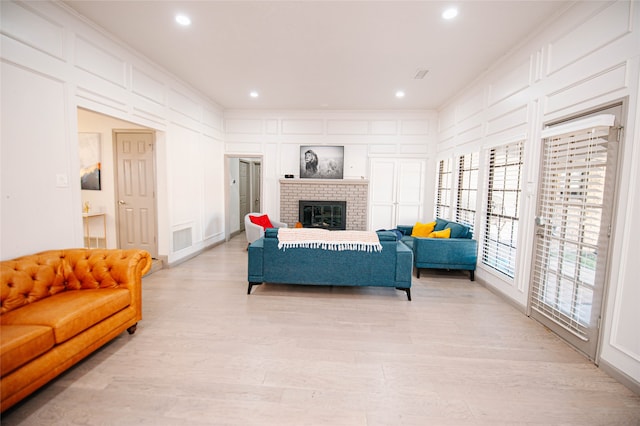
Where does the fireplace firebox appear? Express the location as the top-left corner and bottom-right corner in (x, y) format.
(299, 200), (346, 230)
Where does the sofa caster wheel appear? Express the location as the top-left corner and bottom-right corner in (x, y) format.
(127, 323), (138, 335)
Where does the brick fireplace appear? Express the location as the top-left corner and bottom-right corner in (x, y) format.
(280, 179), (369, 230)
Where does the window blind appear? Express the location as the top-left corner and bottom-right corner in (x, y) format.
(530, 123), (613, 339)
(435, 158), (452, 219)
(456, 152), (479, 233)
(482, 141), (524, 278)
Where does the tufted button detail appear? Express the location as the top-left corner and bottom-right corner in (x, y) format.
(7, 282), (13, 288)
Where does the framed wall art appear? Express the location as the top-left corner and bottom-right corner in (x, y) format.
(300, 145), (344, 179)
(79, 132), (101, 190)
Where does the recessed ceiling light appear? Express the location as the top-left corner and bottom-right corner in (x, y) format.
(175, 14), (191, 26)
(249, 91), (259, 98)
(395, 91), (405, 98)
(442, 7), (458, 20)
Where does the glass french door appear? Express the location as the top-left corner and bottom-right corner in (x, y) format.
(529, 106), (621, 360)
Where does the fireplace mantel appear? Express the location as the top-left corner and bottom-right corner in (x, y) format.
(280, 179), (369, 230)
(279, 178), (369, 185)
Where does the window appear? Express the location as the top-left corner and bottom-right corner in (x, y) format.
(482, 141), (524, 278)
(435, 158), (452, 219)
(456, 152), (479, 233)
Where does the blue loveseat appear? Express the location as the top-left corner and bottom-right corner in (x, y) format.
(247, 229), (413, 300)
(398, 219), (478, 281)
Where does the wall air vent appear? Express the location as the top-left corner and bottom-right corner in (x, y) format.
(173, 227), (193, 251)
(413, 68), (429, 79)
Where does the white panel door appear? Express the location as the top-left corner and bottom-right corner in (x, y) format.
(252, 162), (261, 212)
(369, 160), (396, 230)
(115, 131), (157, 258)
(369, 158), (425, 230)
(396, 160), (425, 225)
(239, 160), (249, 231)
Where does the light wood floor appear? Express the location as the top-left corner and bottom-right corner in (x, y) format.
(3, 235), (640, 425)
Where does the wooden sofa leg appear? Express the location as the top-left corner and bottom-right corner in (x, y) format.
(470, 270), (475, 281)
(397, 287), (412, 301)
(416, 268), (421, 278)
(248, 282), (262, 295)
(127, 323), (137, 335)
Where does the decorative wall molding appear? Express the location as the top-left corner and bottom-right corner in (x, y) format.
(544, 62), (628, 115)
(75, 35), (127, 88)
(132, 66), (166, 105)
(1, 0), (65, 60)
(546, 0), (631, 76)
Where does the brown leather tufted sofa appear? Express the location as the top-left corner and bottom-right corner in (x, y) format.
(0, 248), (151, 412)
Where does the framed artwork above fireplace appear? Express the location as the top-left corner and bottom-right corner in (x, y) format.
(300, 145), (344, 179)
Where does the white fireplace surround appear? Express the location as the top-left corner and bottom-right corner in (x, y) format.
(280, 179), (369, 230)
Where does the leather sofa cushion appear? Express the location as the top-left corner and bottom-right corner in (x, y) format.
(0, 289), (130, 344)
(0, 325), (55, 376)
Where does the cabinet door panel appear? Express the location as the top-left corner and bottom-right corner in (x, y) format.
(369, 158), (425, 230)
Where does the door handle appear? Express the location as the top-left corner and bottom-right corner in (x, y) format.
(118, 200), (126, 205)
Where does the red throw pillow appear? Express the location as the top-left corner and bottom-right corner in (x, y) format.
(249, 214), (273, 230)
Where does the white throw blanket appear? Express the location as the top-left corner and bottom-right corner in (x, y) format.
(277, 228), (382, 252)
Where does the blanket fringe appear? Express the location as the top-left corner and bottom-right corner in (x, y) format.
(276, 228), (382, 252)
(278, 241), (382, 252)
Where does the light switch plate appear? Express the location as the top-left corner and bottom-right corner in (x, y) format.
(56, 173), (69, 188)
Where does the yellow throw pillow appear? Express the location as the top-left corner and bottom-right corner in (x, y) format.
(428, 228), (451, 238)
(411, 221), (436, 237)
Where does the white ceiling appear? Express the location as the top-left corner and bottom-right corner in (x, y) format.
(63, 1), (569, 111)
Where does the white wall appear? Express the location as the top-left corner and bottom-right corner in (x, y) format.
(0, 0), (225, 263)
(223, 109), (439, 226)
(436, 1), (640, 386)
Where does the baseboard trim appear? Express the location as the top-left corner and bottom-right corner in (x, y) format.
(474, 275), (527, 314)
(164, 240), (225, 269)
(598, 358), (640, 395)
(476, 276), (640, 396)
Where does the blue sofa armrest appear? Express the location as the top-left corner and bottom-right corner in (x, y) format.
(413, 237), (478, 271)
(413, 237), (477, 267)
(395, 242), (413, 286)
(247, 237), (264, 283)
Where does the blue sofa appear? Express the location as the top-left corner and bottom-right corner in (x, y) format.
(247, 229), (413, 300)
(397, 219), (478, 281)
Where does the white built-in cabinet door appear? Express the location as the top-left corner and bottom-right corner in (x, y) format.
(369, 158), (426, 230)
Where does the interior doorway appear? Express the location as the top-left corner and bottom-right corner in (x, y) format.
(225, 155), (263, 241)
(77, 108), (158, 257)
